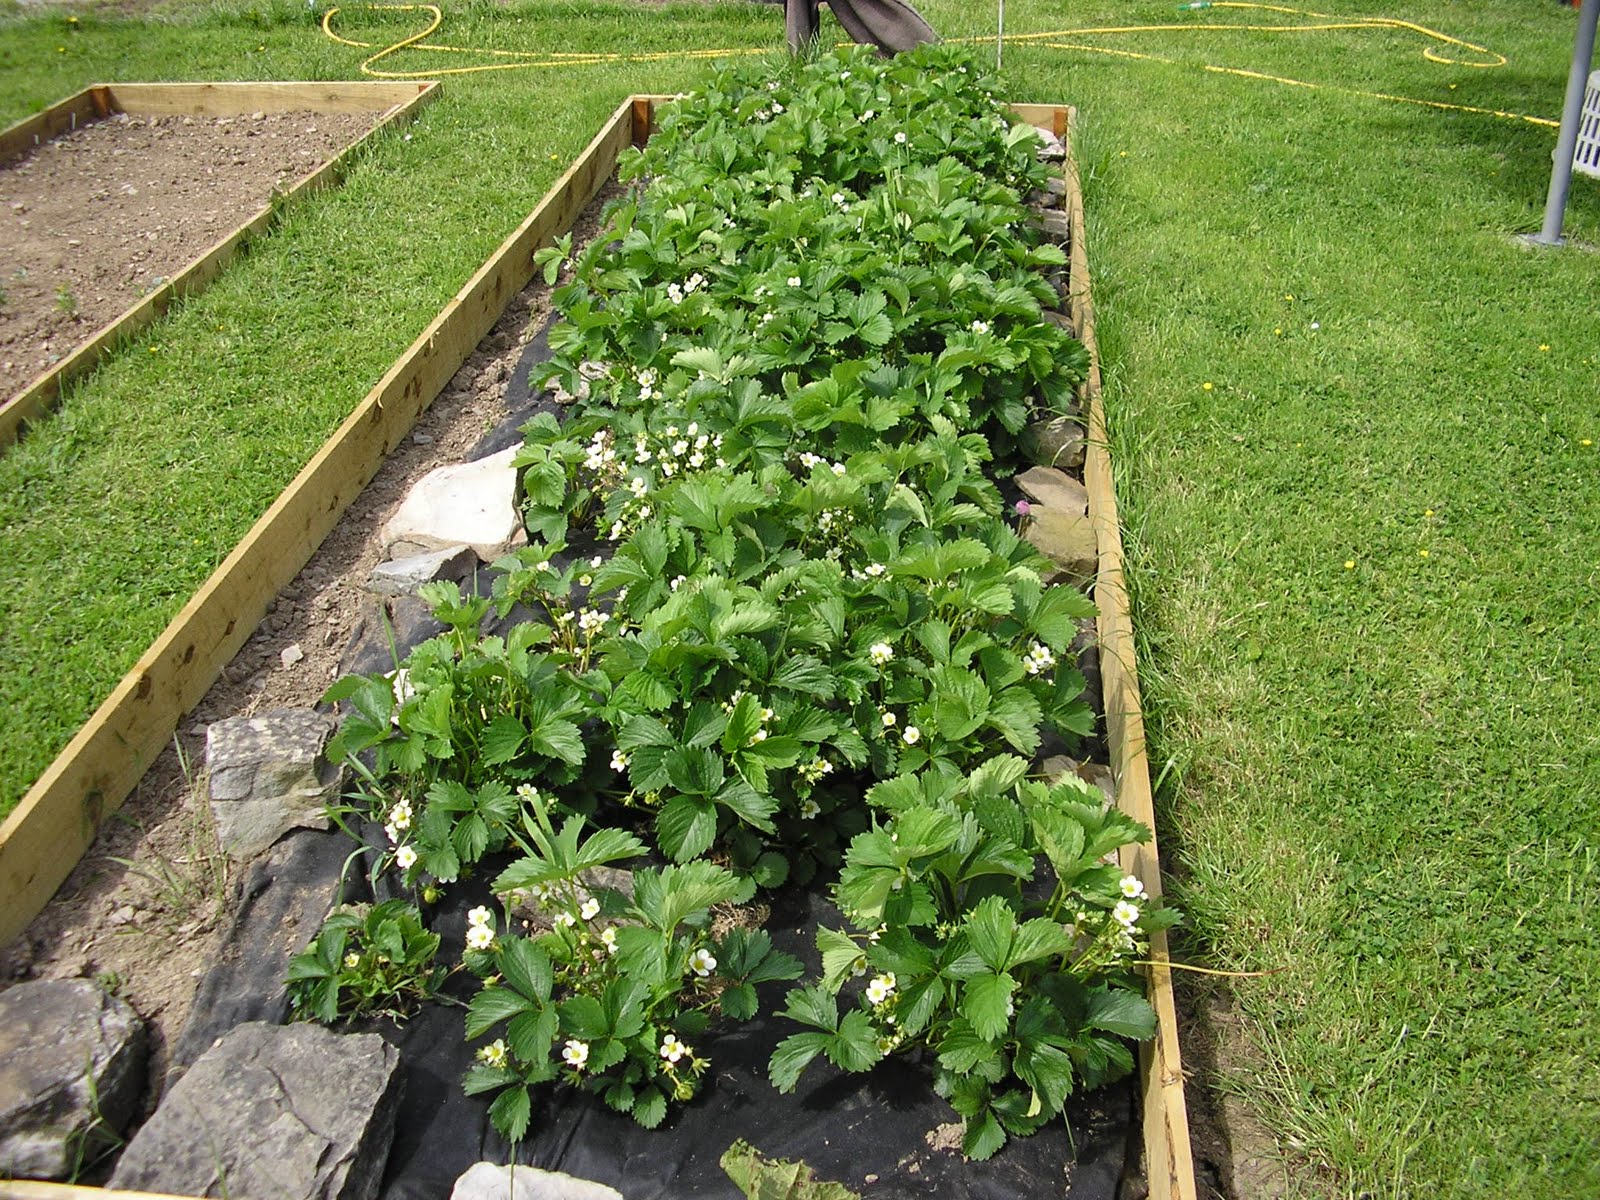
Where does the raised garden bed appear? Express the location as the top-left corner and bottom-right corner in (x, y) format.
(0, 80), (440, 448)
(0, 52), (1194, 1200)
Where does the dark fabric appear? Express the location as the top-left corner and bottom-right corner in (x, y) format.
(786, 0), (938, 54)
(174, 845), (1134, 1200)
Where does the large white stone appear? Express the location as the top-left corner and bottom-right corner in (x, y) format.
(451, 1162), (623, 1200)
(383, 445), (523, 562)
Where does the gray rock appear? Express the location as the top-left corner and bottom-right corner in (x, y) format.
(111, 1021), (403, 1200)
(1039, 210), (1071, 242)
(1041, 755), (1116, 807)
(207, 708), (341, 860)
(1022, 416), (1086, 470)
(1023, 510), (1098, 585)
(366, 544), (478, 598)
(1043, 308), (1076, 338)
(451, 1162), (623, 1200)
(0, 978), (148, 1180)
(1034, 128), (1067, 162)
(382, 445), (524, 562)
(1015, 466), (1088, 517)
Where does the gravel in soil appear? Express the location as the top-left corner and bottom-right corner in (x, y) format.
(1, 109), (375, 401)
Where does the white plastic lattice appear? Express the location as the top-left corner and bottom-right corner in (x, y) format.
(1575, 70), (1600, 180)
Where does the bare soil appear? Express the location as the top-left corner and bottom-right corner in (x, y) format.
(1, 109), (374, 401)
(0, 185), (616, 1129)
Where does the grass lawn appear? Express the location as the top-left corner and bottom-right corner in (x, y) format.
(2, 0), (1597, 1195)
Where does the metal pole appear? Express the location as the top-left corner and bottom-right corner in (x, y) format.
(998, 0), (1005, 70)
(1532, 0), (1600, 246)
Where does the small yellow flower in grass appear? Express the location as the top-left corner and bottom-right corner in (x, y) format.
(1539, 344), (1550, 353)
(1274, 327), (1283, 337)
(1424, 508), (1434, 518)
(1284, 293), (1295, 302)
(1201, 381), (1213, 392)
(1581, 439), (1593, 448)
(1343, 560), (1355, 570)
(1419, 549), (1430, 558)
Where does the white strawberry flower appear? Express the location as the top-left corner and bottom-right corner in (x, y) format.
(600, 927), (618, 953)
(865, 972), (897, 1005)
(800, 798), (821, 820)
(561, 1040), (590, 1070)
(690, 947), (718, 977)
(901, 726), (921, 745)
(395, 845), (418, 870)
(868, 642), (894, 665)
(894, 131), (907, 144)
(659, 1033), (689, 1063)
(466, 923), (495, 951)
(477, 1038), (508, 1068)
(611, 749), (630, 772)
(580, 897), (601, 921)
(1119, 874), (1148, 900)
(881, 711), (897, 728)
(787, 275), (802, 287)
(1113, 900), (1141, 928)
(467, 905), (494, 929)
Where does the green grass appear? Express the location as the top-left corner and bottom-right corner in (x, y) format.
(2, 0), (1598, 1194)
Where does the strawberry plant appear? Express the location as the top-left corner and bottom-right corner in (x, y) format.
(769, 761), (1176, 1159)
(302, 41), (1169, 1158)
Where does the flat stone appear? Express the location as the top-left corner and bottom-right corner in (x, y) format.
(1023, 510), (1098, 584)
(383, 444), (522, 562)
(1015, 466), (1088, 517)
(111, 1021), (403, 1200)
(366, 544), (478, 598)
(0, 979), (148, 1180)
(1034, 128), (1067, 162)
(1039, 210), (1071, 241)
(206, 708), (340, 860)
(1041, 755), (1116, 807)
(451, 1162), (623, 1200)
(1043, 308), (1076, 338)
(1022, 415), (1086, 470)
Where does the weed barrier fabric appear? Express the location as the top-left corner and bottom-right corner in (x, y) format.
(174, 832), (1132, 1200)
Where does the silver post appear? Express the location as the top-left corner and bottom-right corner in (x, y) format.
(1532, 0), (1599, 246)
(998, 0), (1006, 71)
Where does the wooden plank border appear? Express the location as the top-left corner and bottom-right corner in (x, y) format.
(1057, 108), (1200, 1200)
(0, 95), (637, 952)
(0, 80), (441, 448)
(0, 95), (1196, 1200)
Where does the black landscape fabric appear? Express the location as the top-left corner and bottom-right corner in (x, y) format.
(173, 830), (1132, 1200)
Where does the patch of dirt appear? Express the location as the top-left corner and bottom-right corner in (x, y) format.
(1, 109), (374, 401)
(1176, 976), (1310, 1199)
(0, 183), (622, 1123)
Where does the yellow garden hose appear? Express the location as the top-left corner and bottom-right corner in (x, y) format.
(318, 2), (1557, 128)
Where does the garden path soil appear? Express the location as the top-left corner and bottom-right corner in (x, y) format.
(1, 109), (373, 403)
(0, 182), (622, 1136)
